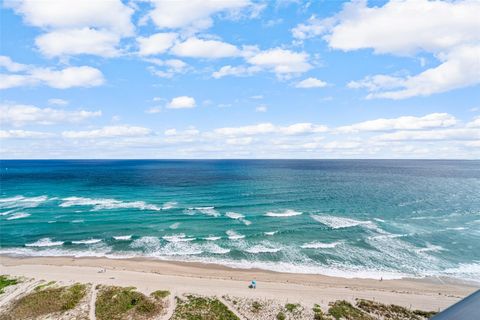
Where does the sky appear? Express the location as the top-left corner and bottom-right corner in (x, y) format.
(0, 0), (479, 159)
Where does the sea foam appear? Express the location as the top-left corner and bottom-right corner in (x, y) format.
(311, 215), (372, 229)
(25, 238), (64, 247)
(72, 239), (102, 245)
(301, 241), (341, 249)
(6, 212), (30, 220)
(60, 197), (162, 211)
(265, 209), (302, 217)
(226, 230), (245, 240)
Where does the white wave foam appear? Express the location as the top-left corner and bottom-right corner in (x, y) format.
(1, 209), (20, 216)
(301, 241), (341, 249)
(162, 233), (195, 242)
(226, 230), (245, 240)
(6, 212), (30, 220)
(113, 235), (132, 241)
(187, 206), (220, 217)
(265, 209), (302, 217)
(204, 236), (221, 241)
(60, 197), (161, 211)
(131, 236), (161, 251)
(71, 219), (84, 223)
(25, 238), (64, 247)
(225, 212), (244, 220)
(162, 201), (177, 210)
(416, 243), (445, 253)
(225, 212), (251, 225)
(203, 243), (230, 254)
(169, 222), (181, 229)
(0, 195), (49, 210)
(311, 215), (373, 229)
(72, 239), (102, 245)
(245, 245), (281, 253)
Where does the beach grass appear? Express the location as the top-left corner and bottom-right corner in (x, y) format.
(356, 298), (437, 319)
(0, 275), (19, 294)
(151, 289), (170, 300)
(328, 300), (374, 320)
(0, 283), (86, 320)
(172, 295), (240, 320)
(34, 280), (56, 291)
(95, 286), (163, 320)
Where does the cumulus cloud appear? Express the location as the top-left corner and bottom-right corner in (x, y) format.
(6, 0), (134, 57)
(213, 48), (312, 79)
(293, 0), (480, 98)
(145, 0), (258, 33)
(167, 96), (196, 109)
(255, 105), (267, 112)
(374, 128), (480, 142)
(0, 55), (28, 72)
(146, 58), (188, 78)
(137, 32), (177, 56)
(295, 77), (327, 88)
(213, 122), (327, 136)
(0, 57), (105, 89)
(48, 98), (69, 106)
(62, 125), (151, 139)
(337, 113), (457, 133)
(0, 129), (53, 139)
(36, 28), (121, 57)
(0, 103), (101, 127)
(170, 37), (240, 58)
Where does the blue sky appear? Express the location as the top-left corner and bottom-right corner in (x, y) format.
(1, 0), (479, 159)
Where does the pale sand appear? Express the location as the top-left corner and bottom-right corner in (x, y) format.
(1, 255), (478, 312)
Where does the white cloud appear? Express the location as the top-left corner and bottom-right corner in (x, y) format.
(164, 127), (199, 137)
(337, 113), (457, 133)
(146, 0), (255, 32)
(137, 32), (177, 56)
(36, 28), (121, 57)
(256, 105), (267, 112)
(349, 45), (480, 99)
(62, 125), (151, 139)
(467, 117), (480, 128)
(6, 0), (134, 57)
(171, 37), (240, 58)
(0, 57), (105, 90)
(212, 65), (260, 79)
(374, 128), (480, 142)
(146, 58), (188, 78)
(295, 0), (480, 98)
(29, 66), (105, 89)
(213, 122), (327, 136)
(323, 141), (361, 150)
(247, 48), (311, 78)
(226, 137), (253, 145)
(0, 103), (101, 127)
(0, 55), (28, 72)
(167, 96), (196, 109)
(6, 0), (134, 35)
(0, 129), (53, 139)
(48, 98), (69, 106)
(295, 77), (327, 88)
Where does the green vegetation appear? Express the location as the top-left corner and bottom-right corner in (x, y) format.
(0, 275), (19, 294)
(356, 299), (437, 319)
(313, 304), (331, 320)
(251, 300), (262, 313)
(0, 283), (86, 320)
(276, 311), (286, 320)
(285, 303), (300, 312)
(34, 280), (56, 291)
(172, 295), (240, 320)
(95, 286), (162, 320)
(328, 300), (374, 320)
(151, 289), (170, 300)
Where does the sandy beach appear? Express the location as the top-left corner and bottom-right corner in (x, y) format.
(1, 255), (477, 313)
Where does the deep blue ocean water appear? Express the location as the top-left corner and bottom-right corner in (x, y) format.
(1, 160), (479, 282)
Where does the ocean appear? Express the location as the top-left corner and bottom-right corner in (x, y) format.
(1, 160), (479, 283)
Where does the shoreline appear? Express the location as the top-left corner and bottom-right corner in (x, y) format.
(1, 255), (478, 311)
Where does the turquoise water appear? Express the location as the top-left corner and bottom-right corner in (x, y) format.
(1, 160), (479, 282)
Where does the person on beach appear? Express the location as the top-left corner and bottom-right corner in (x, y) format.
(251, 279), (256, 289)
